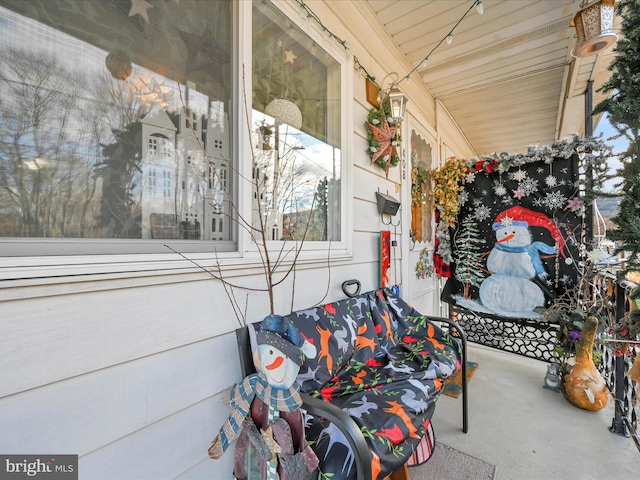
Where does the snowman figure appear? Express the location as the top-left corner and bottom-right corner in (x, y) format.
(208, 315), (318, 480)
(478, 206), (568, 318)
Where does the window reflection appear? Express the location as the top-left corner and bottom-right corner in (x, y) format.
(0, 1), (232, 242)
(251, 2), (341, 242)
(410, 130), (433, 243)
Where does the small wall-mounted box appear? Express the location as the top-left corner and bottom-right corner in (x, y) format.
(376, 191), (401, 216)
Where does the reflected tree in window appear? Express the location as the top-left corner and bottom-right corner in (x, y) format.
(95, 122), (143, 238)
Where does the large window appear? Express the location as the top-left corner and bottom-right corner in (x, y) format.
(0, 0), (233, 254)
(0, 0), (345, 259)
(251, 2), (341, 242)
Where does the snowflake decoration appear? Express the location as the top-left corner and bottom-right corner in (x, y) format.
(458, 190), (469, 206)
(545, 175), (558, 187)
(481, 189), (489, 196)
(510, 169), (527, 182)
(543, 191), (567, 210)
(587, 249), (602, 264)
(532, 197), (544, 208)
(465, 171), (477, 183)
(520, 177), (539, 195)
(558, 274), (571, 286)
(474, 204), (492, 222)
(500, 215), (514, 227)
(537, 167), (544, 174)
(493, 182), (508, 197)
(513, 187), (526, 200)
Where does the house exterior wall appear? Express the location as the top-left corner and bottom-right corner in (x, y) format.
(0, 1), (474, 478)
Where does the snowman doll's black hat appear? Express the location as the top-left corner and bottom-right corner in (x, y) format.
(257, 314), (316, 365)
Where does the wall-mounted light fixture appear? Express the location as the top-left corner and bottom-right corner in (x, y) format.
(385, 86), (409, 124)
(374, 73), (409, 124)
(571, 0), (617, 58)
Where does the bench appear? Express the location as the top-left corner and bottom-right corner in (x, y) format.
(235, 285), (468, 480)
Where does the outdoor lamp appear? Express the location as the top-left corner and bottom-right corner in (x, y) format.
(386, 86), (408, 124)
(571, 0), (617, 58)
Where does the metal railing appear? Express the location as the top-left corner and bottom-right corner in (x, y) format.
(453, 272), (639, 453)
(595, 274), (640, 452)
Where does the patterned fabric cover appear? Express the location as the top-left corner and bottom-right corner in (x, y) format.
(251, 288), (463, 480)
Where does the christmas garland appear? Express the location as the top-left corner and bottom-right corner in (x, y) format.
(430, 156), (468, 227)
(431, 135), (611, 230)
(366, 106), (401, 175)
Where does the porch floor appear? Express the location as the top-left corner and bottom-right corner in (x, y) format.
(431, 343), (639, 479)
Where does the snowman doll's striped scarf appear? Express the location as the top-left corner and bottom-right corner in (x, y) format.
(208, 371), (302, 458)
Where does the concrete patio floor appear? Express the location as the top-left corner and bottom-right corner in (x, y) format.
(431, 343), (639, 479)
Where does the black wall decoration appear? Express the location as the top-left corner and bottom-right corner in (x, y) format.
(442, 154), (583, 320)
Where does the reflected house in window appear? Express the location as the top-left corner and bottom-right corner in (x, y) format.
(0, 0), (233, 247)
(140, 88), (230, 241)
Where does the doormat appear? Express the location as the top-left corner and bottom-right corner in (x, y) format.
(408, 442), (496, 480)
(443, 361), (478, 398)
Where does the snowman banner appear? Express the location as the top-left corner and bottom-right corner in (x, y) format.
(441, 153), (583, 320)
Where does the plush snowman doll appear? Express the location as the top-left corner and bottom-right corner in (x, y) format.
(479, 206), (568, 318)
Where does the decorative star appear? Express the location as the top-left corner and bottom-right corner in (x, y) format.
(367, 121), (398, 173)
(566, 197), (584, 213)
(513, 187), (526, 199)
(283, 49), (297, 64)
(129, 0), (153, 24)
(260, 426), (282, 461)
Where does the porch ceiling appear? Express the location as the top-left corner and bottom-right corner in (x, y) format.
(363, 0), (620, 156)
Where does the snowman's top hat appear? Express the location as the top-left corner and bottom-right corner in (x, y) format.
(493, 206), (567, 260)
(257, 314), (316, 365)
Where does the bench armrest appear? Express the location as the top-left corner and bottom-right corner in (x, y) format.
(427, 316), (469, 433)
(300, 393), (372, 480)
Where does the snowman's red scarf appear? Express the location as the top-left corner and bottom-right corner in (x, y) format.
(208, 371), (302, 459)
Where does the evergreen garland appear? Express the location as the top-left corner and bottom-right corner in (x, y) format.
(465, 135), (611, 203)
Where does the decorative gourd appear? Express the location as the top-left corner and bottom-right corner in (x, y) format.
(563, 316), (610, 411)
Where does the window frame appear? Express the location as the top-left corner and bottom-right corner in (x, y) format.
(0, 0), (352, 281)
(239, 0), (353, 260)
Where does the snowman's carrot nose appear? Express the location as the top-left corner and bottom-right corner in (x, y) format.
(266, 356), (284, 370)
(496, 233), (515, 243)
